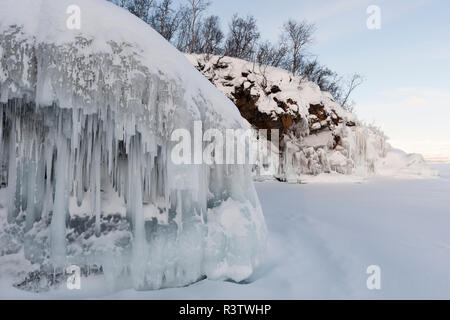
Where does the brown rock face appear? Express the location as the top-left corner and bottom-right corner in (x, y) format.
(308, 104), (341, 134)
(309, 104), (328, 122)
(231, 83), (303, 142)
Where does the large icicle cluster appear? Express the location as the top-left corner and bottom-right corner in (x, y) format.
(0, 0), (266, 290)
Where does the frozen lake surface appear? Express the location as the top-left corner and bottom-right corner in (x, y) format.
(1, 164), (450, 299)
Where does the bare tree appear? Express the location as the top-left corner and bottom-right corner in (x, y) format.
(186, 0), (211, 54)
(254, 40), (287, 89)
(300, 59), (341, 97)
(282, 19), (315, 75)
(339, 74), (364, 111)
(175, 6), (191, 51)
(300, 59), (363, 111)
(127, 0), (154, 23)
(198, 15), (224, 56)
(149, 0), (180, 42)
(256, 40), (288, 68)
(224, 14), (260, 60)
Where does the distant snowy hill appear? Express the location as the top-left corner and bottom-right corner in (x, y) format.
(424, 155), (450, 164)
(0, 0), (266, 291)
(186, 54), (438, 182)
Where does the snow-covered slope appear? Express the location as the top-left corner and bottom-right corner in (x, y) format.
(0, 0), (266, 291)
(186, 54), (437, 182)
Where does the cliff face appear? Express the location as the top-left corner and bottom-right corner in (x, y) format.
(186, 54), (437, 181)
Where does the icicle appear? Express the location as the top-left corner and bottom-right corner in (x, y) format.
(51, 122), (69, 268)
(198, 164), (207, 224)
(174, 189), (183, 236)
(0, 104), (3, 154)
(41, 140), (54, 221)
(25, 141), (37, 231)
(93, 128), (102, 237)
(7, 116), (18, 223)
(130, 135), (147, 289)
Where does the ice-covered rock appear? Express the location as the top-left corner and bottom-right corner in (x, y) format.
(0, 0), (266, 290)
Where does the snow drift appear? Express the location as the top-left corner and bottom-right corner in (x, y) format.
(0, 0), (266, 290)
(186, 54), (437, 182)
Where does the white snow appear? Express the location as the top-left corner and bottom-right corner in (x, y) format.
(377, 148), (440, 178)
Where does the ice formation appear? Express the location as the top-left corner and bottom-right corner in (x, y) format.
(187, 54), (437, 182)
(0, 0), (266, 290)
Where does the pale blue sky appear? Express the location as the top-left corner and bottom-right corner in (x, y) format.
(197, 0), (450, 159)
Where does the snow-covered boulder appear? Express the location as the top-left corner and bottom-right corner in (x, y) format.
(0, 0), (266, 290)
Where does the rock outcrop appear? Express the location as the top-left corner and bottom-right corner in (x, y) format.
(186, 54), (437, 181)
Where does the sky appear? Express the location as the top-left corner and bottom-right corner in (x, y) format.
(201, 0), (450, 160)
